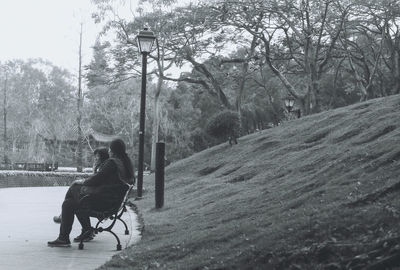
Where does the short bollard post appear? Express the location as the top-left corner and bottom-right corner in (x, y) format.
(155, 142), (165, 208)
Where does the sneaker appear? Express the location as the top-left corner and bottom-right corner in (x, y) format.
(73, 230), (94, 242)
(53, 215), (61, 224)
(47, 238), (71, 247)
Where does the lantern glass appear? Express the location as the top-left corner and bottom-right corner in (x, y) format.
(137, 28), (156, 53)
(284, 97), (295, 108)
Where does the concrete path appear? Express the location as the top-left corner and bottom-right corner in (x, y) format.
(0, 186), (140, 270)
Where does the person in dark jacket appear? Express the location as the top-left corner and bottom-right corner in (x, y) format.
(52, 148), (109, 224)
(93, 147), (110, 173)
(48, 139), (135, 247)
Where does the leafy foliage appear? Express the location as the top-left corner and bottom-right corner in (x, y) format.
(190, 128), (212, 152)
(0, 59), (77, 164)
(205, 110), (240, 141)
(2, 0), (400, 167)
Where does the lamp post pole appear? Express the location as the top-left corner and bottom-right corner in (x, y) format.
(137, 51), (148, 198)
(136, 28), (155, 199)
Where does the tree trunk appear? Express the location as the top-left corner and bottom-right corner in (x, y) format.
(3, 73), (8, 163)
(185, 50), (232, 109)
(12, 138), (16, 165)
(235, 35), (258, 133)
(76, 23), (83, 172)
(309, 77), (320, 113)
(150, 76), (162, 172)
(395, 48), (400, 94)
(261, 34), (308, 114)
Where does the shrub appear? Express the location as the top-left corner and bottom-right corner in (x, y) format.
(190, 128), (212, 152)
(205, 110), (240, 142)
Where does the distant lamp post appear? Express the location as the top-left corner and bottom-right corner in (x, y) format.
(284, 96), (295, 113)
(136, 28), (156, 199)
(284, 96), (301, 118)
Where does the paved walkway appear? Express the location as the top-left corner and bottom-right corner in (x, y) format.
(0, 186), (140, 270)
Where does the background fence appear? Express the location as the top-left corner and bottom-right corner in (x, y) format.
(0, 171), (91, 188)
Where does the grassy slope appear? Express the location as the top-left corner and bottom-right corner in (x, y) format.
(100, 95), (400, 269)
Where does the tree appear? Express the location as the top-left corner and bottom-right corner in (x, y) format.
(382, 0), (400, 95)
(3, 60), (48, 163)
(206, 110), (240, 144)
(77, 23), (84, 172)
(1, 64), (9, 163)
(215, 0), (351, 114)
(0, 59), (77, 164)
(36, 64), (77, 165)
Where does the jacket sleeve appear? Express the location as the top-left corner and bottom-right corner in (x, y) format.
(83, 159), (116, 187)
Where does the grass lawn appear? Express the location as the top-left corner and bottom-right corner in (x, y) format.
(100, 94), (400, 269)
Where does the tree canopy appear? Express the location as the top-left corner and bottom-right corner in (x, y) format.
(1, 0), (399, 166)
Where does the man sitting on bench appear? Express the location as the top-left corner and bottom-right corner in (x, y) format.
(48, 138), (135, 247)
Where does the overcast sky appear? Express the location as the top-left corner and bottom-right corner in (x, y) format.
(0, 0), (134, 73)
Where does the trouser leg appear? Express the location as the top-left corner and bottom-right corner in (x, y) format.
(76, 212), (92, 232)
(65, 181), (83, 201)
(75, 195), (94, 232)
(75, 194), (113, 232)
(59, 198), (78, 240)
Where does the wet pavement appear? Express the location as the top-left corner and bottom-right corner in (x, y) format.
(0, 186), (140, 270)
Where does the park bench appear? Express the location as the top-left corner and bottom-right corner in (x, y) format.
(77, 184), (134, 251)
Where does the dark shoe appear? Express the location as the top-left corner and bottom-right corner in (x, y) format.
(53, 215), (61, 224)
(47, 238), (71, 247)
(73, 230), (94, 242)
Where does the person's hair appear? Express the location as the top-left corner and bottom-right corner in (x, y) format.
(93, 147), (109, 162)
(110, 138), (134, 180)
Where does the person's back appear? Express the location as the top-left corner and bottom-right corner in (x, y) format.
(111, 157), (134, 185)
(81, 139), (134, 209)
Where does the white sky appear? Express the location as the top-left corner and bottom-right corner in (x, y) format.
(0, 0), (134, 74)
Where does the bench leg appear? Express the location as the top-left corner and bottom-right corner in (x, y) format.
(97, 218), (123, 251)
(80, 209), (130, 251)
(94, 219), (102, 234)
(78, 229), (94, 250)
(103, 229), (122, 251)
(117, 217), (130, 235)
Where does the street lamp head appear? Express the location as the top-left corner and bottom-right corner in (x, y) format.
(136, 28), (156, 54)
(284, 96), (295, 112)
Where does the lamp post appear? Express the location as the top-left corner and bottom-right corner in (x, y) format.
(284, 96), (301, 118)
(284, 96), (295, 113)
(136, 28), (156, 198)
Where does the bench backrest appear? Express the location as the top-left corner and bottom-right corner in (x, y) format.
(81, 184), (134, 219)
(116, 184), (134, 212)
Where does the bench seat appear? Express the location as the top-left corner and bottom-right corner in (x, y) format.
(78, 184), (134, 251)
